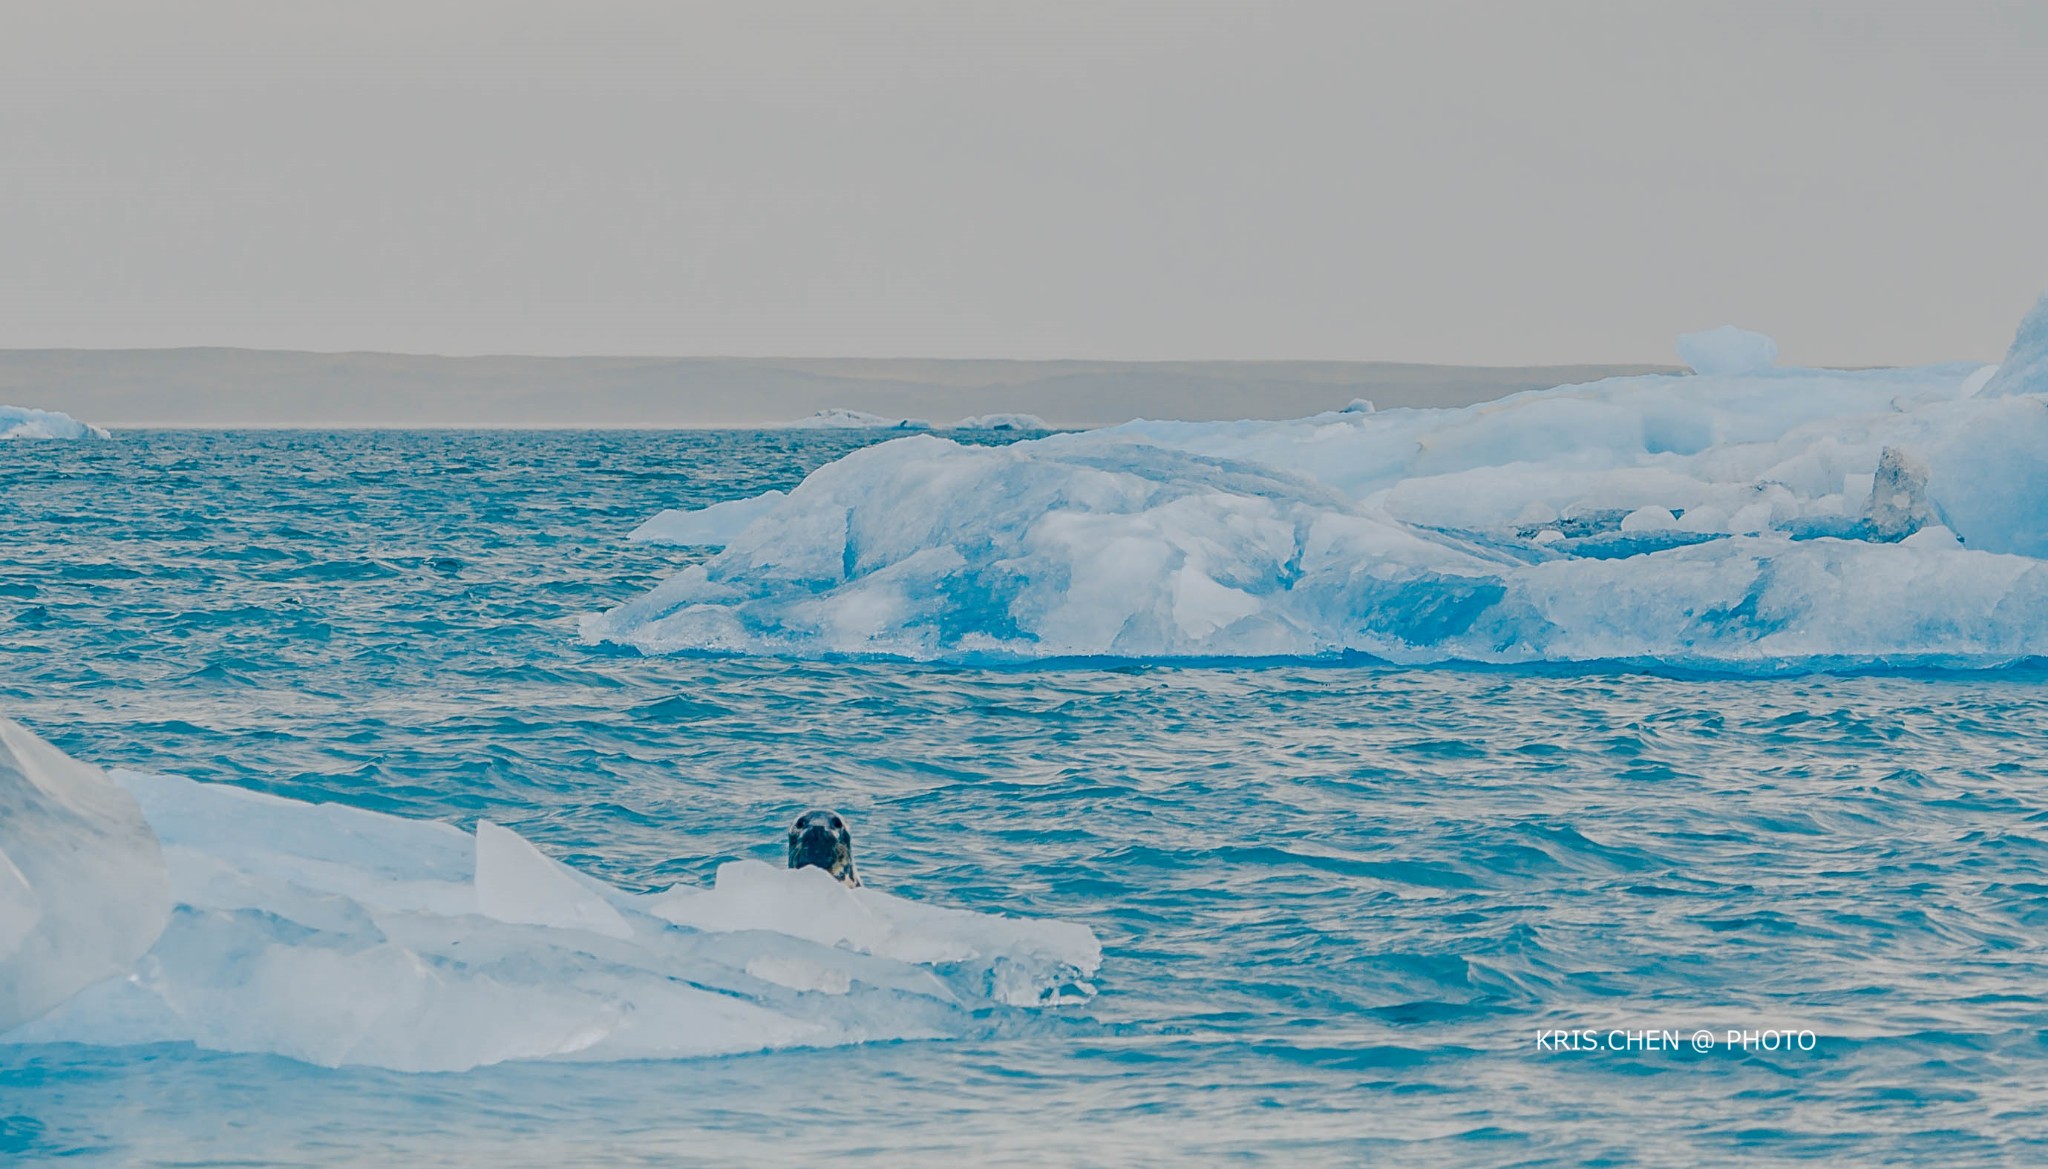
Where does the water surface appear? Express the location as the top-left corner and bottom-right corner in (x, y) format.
(3, 431), (2044, 1166)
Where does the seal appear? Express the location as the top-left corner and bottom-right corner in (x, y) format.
(787, 809), (860, 887)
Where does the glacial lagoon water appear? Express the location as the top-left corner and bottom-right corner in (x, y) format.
(4, 430), (2048, 1165)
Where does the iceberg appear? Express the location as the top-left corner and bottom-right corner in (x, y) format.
(786, 408), (933, 430)
(2, 761), (1099, 1072)
(1675, 326), (1778, 375)
(0, 719), (170, 1031)
(1982, 291), (2048, 398)
(588, 293), (2048, 672)
(953, 413), (1051, 431)
(0, 405), (110, 440)
(629, 490), (788, 547)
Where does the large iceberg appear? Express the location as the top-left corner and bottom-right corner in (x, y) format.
(0, 405), (110, 440)
(588, 295), (2048, 672)
(2, 758), (1099, 1072)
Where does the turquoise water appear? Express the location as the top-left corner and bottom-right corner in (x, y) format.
(4, 431), (2047, 1166)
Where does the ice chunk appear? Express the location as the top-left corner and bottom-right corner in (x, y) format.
(1864, 447), (1938, 541)
(954, 413), (1050, 431)
(1981, 292), (2048, 397)
(1902, 525), (1962, 550)
(0, 719), (170, 1030)
(1340, 398), (1376, 414)
(586, 435), (1495, 660)
(1958, 364), (1999, 399)
(649, 860), (1101, 1006)
(5, 769), (1099, 1071)
(0, 406), (110, 440)
(475, 821), (633, 940)
(1620, 506), (1678, 533)
(628, 491), (787, 547)
(1676, 326), (1778, 375)
(786, 408), (933, 430)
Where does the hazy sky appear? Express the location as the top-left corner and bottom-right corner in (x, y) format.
(3, 1), (2045, 364)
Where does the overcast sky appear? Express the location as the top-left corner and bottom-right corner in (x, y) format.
(2, 1), (2044, 365)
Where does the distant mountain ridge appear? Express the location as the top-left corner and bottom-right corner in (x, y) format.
(0, 349), (1677, 429)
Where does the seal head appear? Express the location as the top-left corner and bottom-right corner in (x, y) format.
(787, 809), (859, 887)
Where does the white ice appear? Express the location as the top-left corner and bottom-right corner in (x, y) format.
(589, 292), (2048, 672)
(650, 860), (1100, 1007)
(2, 761), (1099, 1072)
(0, 719), (170, 1031)
(629, 490), (788, 547)
(0, 405), (110, 440)
(786, 408), (934, 430)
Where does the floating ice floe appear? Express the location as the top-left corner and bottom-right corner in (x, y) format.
(786, 408), (934, 430)
(0, 736), (1099, 1073)
(953, 413), (1051, 431)
(0, 405), (110, 440)
(588, 292), (2048, 673)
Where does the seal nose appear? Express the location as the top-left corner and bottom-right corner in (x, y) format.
(789, 824), (841, 872)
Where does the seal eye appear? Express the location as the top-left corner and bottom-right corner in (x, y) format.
(830, 816), (844, 831)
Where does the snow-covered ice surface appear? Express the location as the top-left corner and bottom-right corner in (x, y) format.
(786, 408), (934, 430)
(0, 720), (169, 1031)
(1, 763), (1098, 1073)
(589, 300), (2048, 673)
(0, 405), (109, 440)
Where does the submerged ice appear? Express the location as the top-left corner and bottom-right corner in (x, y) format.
(590, 294), (2048, 672)
(0, 742), (1099, 1073)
